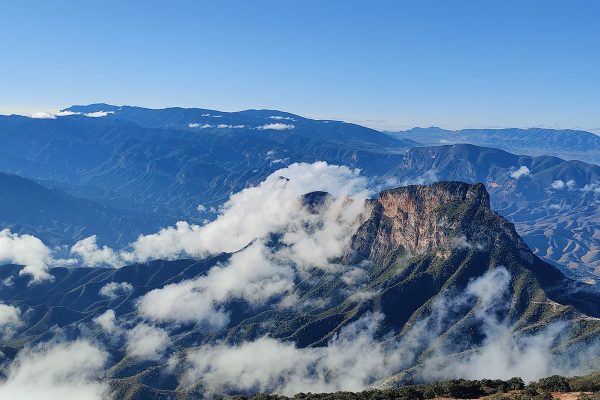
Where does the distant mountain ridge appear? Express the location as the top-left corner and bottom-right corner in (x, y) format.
(385, 144), (600, 280)
(0, 171), (167, 247)
(0, 104), (597, 280)
(388, 126), (600, 165)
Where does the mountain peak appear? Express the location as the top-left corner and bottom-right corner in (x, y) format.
(345, 181), (527, 266)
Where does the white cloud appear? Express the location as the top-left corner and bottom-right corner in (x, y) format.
(0, 303), (23, 338)
(411, 267), (599, 383)
(180, 312), (404, 396)
(268, 116), (295, 121)
(582, 182), (600, 193)
(126, 323), (171, 361)
(92, 309), (120, 335)
(26, 110), (113, 119)
(510, 166), (530, 179)
(217, 124), (245, 129)
(71, 235), (120, 267)
(27, 112), (59, 119)
(59, 163), (369, 327)
(136, 241), (294, 326)
(256, 123), (295, 130)
(0, 340), (109, 400)
(551, 179), (576, 190)
(451, 235), (484, 251)
(121, 162), (368, 263)
(131, 162), (369, 325)
(0, 229), (54, 282)
(83, 111), (113, 118)
(188, 123), (214, 129)
(99, 282), (133, 299)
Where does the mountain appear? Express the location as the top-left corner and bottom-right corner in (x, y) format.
(388, 127), (600, 165)
(1, 108), (598, 284)
(0, 171), (167, 247)
(62, 103), (419, 149)
(385, 144), (600, 280)
(0, 182), (598, 398)
(0, 108), (416, 237)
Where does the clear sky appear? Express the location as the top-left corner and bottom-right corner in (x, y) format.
(1, 0), (599, 132)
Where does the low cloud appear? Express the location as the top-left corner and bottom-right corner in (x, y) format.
(83, 111), (113, 118)
(180, 312), (404, 396)
(0, 229), (57, 282)
(137, 241), (294, 326)
(256, 123), (295, 130)
(510, 166), (530, 179)
(93, 309), (120, 335)
(551, 179), (576, 190)
(132, 162), (369, 325)
(71, 235), (120, 267)
(0, 340), (109, 400)
(217, 124), (245, 129)
(26, 110), (113, 119)
(268, 116), (295, 121)
(188, 123), (214, 129)
(0, 303), (23, 338)
(416, 267), (599, 383)
(99, 281), (133, 299)
(126, 323), (171, 361)
(581, 182), (600, 194)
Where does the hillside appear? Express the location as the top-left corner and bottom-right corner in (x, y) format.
(0, 182), (598, 398)
(385, 144), (600, 280)
(0, 171), (167, 247)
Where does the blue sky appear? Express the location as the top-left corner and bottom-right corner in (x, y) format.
(1, 0), (599, 132)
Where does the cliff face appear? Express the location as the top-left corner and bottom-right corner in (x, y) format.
(345, 181), (531, 267)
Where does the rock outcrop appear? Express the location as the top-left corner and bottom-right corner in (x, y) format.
(345, 181), (531, 267)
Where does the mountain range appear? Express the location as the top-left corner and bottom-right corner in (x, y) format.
(0, 105), (597, 281)
(0, 104), (599, 397)
(0, 182), (598, 398)
(388, 127), (600, 165)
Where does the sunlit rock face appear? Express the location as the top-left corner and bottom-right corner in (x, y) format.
(345, 181), (531, 267)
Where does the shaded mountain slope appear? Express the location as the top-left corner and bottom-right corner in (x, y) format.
(0, 110), (415, 235)
(385, 144), (600, 279)
(0, 171), (167, 247)
(0, 182), (598, 398)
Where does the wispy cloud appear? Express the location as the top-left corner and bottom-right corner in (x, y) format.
(256, 123), (295, 130)
(510, 166), (530, 179)
(188, 123), (214, 128)
(0, 229), (75, 282)
(99, 281), (133, 299)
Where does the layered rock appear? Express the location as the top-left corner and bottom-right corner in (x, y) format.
(345, 181), (532, 267)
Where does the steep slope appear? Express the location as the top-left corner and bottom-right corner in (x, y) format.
(389, 127), (600, 165)
(0, 171), (167, 247)
(385, 144), (600, 279)
(0, 182), (598, 398)
(0, 110), (415, 230)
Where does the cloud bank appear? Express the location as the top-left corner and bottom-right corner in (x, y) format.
(0, 340), (109, 400)
(0, 229), (56, 281)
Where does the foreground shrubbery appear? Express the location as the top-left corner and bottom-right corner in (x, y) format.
(231, 371), (600, 400)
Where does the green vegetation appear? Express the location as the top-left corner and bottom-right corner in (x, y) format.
(231, 371), (600, 400)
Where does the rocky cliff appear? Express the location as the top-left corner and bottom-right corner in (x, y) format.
(345, 181), (532, 268)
